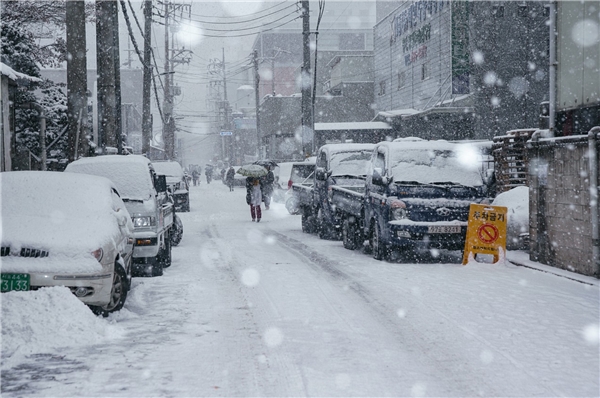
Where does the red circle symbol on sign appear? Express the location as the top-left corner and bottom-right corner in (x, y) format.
(477, 223), (499, 244)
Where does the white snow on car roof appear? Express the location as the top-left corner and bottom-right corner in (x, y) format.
(65, 155), (154, 201)
(379, 140), (484, 186)
(0, 171), (125, 264)
(152, 161), (184, 178)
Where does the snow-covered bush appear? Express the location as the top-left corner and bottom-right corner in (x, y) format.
(492, 186), (529, 250)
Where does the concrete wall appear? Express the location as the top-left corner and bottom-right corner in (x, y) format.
(528, 134), (599, 277)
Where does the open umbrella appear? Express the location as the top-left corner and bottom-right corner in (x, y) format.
(236, 164), (268, 178)
(253, 159), (278, 169)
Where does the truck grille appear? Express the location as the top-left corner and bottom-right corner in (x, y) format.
(1, 246), (49, 258)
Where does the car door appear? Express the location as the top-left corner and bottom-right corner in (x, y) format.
(368, 145), (390, 235)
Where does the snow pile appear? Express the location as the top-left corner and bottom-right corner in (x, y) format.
(492, 186), (529, 249)
(1, 287), (124, 367)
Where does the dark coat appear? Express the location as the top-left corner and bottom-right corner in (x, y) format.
(225, 167), (235, 182)
(260, 170), (275, 195)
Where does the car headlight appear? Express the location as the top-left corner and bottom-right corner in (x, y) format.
(390, 200), (409, 220)
(91, 248), (103, 262)
(132, 216), (156, 227)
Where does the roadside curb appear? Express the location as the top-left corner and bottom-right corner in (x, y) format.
(507, 251), (600, 287)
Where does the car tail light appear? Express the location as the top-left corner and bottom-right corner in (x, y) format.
(288, 180), (293, 189)
(92, 248), (103, 262)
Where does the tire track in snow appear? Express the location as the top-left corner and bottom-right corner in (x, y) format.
(267, 228), (557, 397)
(206, 223), (309, 397)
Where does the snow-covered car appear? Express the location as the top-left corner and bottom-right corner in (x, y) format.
(274, 160), (316, 214)
(152, 160), (190, 212)
(0, 171), (134, 315)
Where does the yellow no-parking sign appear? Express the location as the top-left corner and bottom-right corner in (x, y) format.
(462, 204), (508, 264)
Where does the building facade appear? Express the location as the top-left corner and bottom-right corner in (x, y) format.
(373, 0), (550, 140)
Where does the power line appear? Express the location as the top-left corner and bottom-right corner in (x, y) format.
(172, 15), (302, 38)
(185, 2), (298, 25)
(187, 0), (295, 20)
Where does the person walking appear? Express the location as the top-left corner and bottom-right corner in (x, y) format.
(225, 166), (235, 191)
(260, 166), (275, 210)
(246, 177), (262, 222)
(205, 166), (212, 184)
(191, 169), (199, 186)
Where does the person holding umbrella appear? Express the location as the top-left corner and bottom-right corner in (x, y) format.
(253, 160), (277, 210)
(246, 177), (262, 222)
(237, 164), (268, 222)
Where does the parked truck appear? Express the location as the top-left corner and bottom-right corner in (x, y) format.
(292, 143), (375, 238)
(332, 139), (493, 260)
(65, 155), (174, 276)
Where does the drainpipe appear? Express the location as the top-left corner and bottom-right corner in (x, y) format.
(548, 1), (556, 137)
(589, 126), (600, 278)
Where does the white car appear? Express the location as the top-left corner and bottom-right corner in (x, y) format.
(0, 171), (134, 316)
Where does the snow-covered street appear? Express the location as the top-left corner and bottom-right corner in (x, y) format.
(2, 181), (599, 397)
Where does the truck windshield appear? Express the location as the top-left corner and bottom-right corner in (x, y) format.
(330, 151), (372, 176)
(390, 149), (483, 187)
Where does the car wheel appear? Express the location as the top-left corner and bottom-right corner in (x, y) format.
(371, 222), (387, 261)
(342, 217), (360, 250)
(285, 197), (299, 215)
(96, 263), (128, 317)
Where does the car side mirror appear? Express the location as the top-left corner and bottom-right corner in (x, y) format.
(155, 174), (168, 193)
(315, 167), (328, 181)
(372, 168), (385, 186)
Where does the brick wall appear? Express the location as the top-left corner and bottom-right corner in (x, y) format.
(528, 135), (599, 277)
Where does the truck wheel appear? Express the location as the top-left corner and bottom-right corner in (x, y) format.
(301, 211), (316, 233)
(342, 218), (359, 250)
(317, 208), (333, 240)
(158, 234), (172, 269)
(371, 222), (387, 261)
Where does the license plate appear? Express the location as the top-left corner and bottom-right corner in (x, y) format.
(1, 273), (30, 292)
(428, 225), (461, 234)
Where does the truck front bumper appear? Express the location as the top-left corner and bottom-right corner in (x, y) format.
(387, 222), (468, 251)
(132, 231), (160, 258)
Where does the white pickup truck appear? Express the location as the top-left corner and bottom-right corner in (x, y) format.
(65, 155), (174, 276)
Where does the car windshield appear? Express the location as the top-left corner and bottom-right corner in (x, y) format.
(389, 149), (483, 187)
(330, 151), (372, 176)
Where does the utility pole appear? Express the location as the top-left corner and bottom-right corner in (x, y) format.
(96, 0), (119, 151)
(142, 0), (152, 155)
(114, 1), (123, 155)
(65, 0), (89, 161)
(301, 0), (313, 158)
(163, 0), (175, 160)
(222, 48), (232, 161)
(253, 49), (261, 158)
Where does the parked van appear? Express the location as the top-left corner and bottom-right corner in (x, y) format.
(65, 155), (174, 276)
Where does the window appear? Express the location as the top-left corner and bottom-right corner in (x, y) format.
(518, 4), (528, 17)
(379, 80), (387, 96)
(492, 5), (504, 17)
(398, 71), (406, 89)
(421, 63), (429, 80)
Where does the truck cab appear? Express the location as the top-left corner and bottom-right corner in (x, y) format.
(313, 143), (375, 239)
(65, 155), (174, 276)
(364, 140), (492, 260)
